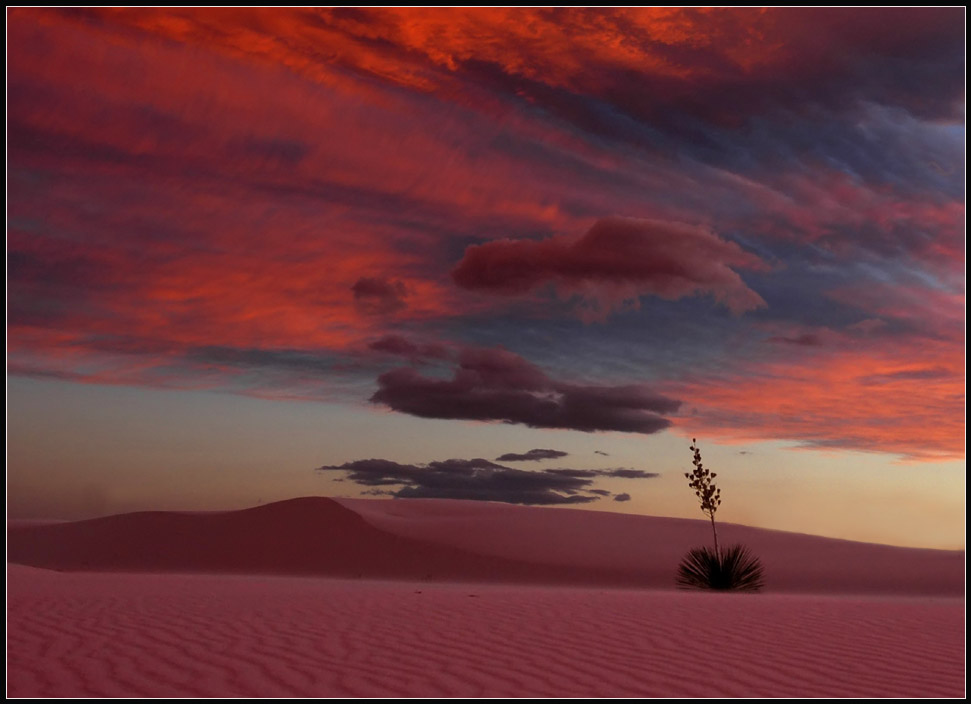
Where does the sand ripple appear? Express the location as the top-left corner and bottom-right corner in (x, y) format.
(7, 567), (964, 698)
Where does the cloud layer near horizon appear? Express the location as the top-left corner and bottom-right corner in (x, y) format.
(317, 457), (659, 504)
(496, 449), (569, 462)
(7, 8), (965, 461)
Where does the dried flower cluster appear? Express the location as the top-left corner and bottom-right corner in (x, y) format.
(685, 438), (721, 519)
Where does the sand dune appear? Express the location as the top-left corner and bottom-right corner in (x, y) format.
(8, 496), (964, 594)
(6, 497), (966, 697)
(8, 497), (666, 586)
(340, 497), (966, 595)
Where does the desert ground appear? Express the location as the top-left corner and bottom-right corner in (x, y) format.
(7, 497), (965, 697)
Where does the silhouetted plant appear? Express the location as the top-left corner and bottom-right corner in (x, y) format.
(686, 438), (721, 554)
(677, 439), (765, 591)
(676, 544), (765, 591)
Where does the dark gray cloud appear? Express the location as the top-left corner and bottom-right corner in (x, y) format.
(542, 468), (597, 478)
(318, 456), (659, 505)
(600, 468), (660, 479)
(370, 345), (681, 434)
(496, 448), (569, 462)
(543, 467), (659, 480)
(229, 136), (310, 166)
(368, 335), (452, 363)
(613, 493), (631, 502)
(768, 333), (824, 347)
(352, 277), (409, 315)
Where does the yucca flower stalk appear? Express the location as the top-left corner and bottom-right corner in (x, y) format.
(685, 438), (721, 555)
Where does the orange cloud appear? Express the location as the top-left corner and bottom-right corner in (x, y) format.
(672, 327), (964, 461)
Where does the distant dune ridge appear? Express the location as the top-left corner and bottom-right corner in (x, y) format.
(8, 497), (643, 586)
(7, 496), (963, 594)
(7, 497), (966, 697)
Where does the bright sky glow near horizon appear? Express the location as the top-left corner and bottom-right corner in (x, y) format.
(7, 8), (966, 549)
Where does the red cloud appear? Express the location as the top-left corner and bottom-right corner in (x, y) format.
(452, 217), (768, 319)
(47, 8), (963, 120)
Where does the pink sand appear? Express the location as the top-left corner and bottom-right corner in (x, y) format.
(6, 497), (966, 697)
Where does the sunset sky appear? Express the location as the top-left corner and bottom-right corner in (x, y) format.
(7, 8), (965, 548)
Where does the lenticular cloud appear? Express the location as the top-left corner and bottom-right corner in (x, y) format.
(452, 217), (768, 319)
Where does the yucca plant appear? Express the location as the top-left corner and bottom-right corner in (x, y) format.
(676, 544), (765, 591)
(677, 439), (765, 591)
